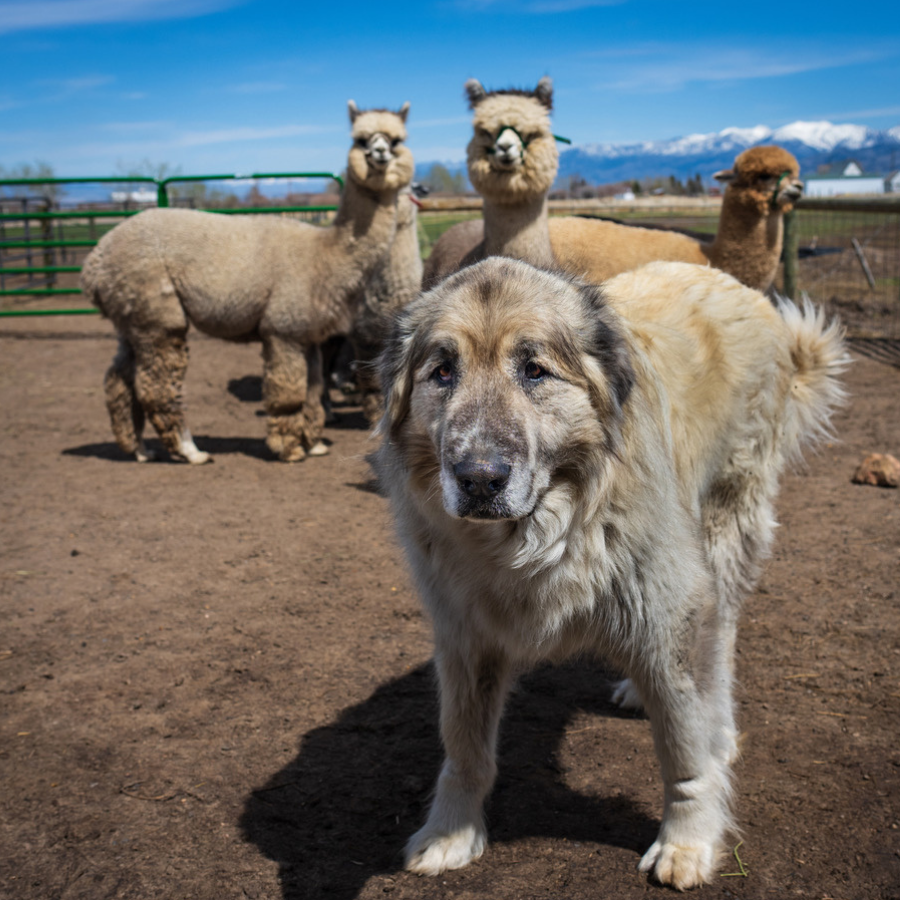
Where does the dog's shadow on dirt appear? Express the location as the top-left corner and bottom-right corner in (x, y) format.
(240, 660), (658, 900)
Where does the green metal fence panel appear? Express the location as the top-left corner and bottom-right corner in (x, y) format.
(1, 171), (343, 314)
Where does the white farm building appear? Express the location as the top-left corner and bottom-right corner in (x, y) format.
(804, 161), (885, 197)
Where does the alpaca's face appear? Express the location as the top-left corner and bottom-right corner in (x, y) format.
(467, 94), (558, 203)
(715, 147), (803, 214)
(347, 109), (415, 192)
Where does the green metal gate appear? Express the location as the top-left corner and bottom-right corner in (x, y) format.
(0, 172), (343, 316)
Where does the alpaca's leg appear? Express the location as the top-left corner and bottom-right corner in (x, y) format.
(104, 337), (155, 462)
(406, 641), (513, 875)
(131, 328), (210, 465)
(261, 335), (314, 462)
(304, 344), (329, 456)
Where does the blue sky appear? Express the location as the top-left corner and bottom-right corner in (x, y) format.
(2, 0), (899, 180)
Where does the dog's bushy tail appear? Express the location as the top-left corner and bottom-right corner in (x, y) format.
(776, 294), (849, 459)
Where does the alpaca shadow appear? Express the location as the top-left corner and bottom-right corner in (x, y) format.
(227, 375), (263, 403)
(63, 441), (146, 462)
(63, 435), (272, 462)
(239, 660), (657, 900)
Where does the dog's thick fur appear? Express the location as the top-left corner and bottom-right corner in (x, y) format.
(373, 258), (846, 890)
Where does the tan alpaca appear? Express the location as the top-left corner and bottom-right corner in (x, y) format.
(551, 145), (803, 292)
(425, 91), (802, 293)
(346, 185), (423, 422)
(82, 102), (414, 463)
(422, 77), (558, 288)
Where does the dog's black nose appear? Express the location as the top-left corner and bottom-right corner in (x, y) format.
(454, 456), (511, 499)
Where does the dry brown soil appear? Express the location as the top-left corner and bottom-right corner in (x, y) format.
(1, 318), (898, 900)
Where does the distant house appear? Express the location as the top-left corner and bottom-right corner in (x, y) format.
(110, 189), (157, 205)
(804, 160), (885, 197)
(886, 170), (900, 193)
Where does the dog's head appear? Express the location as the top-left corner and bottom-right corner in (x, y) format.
(377, 258), (634, 521)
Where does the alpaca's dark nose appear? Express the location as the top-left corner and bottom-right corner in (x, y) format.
(454, 455), (511, 499)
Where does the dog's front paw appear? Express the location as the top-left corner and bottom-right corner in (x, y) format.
(638, 839), (717, 890)
(611, 677), (643, 711)
(405, 823), (486, 875)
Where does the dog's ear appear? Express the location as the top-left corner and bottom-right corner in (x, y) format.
(576, 282), (634, 433)
(378, 306), (418, 437)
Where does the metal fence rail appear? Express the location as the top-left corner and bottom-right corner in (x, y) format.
(0, 172), (343, 315)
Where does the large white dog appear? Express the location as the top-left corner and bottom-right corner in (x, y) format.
(373, 258), (846, 889)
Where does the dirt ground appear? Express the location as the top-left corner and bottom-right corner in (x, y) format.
(1, 317), (898, 900)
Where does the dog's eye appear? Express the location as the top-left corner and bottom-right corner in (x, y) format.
(432, 362), (454, 385)
(524, 361), (547, 381)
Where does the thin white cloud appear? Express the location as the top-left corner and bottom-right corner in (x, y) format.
(175, 124), (339, 148)
(411, 116), (471, 128)
(587, 42), (898, 93)
(818, 104), (900, 121)
(0, 0), (244, 34)
(228, 82), (288, 95)
(452, 0), (625, 11)
(102, 120), (173, 132)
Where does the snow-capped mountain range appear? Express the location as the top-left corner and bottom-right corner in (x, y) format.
(555, 120), (900, 186)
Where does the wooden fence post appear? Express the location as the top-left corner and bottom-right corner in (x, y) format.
(783, 208), (798, 300)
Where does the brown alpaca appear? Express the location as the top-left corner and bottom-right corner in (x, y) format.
(82, 102), (414, 463)
(422, 77), (558, 289)
(550, 145), (803, 292)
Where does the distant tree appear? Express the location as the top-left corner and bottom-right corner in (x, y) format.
(667, 174), (685, 195)
(115, 158), (180, 190)
(631, 179), (642, 196)
(422, 163), (465, 194)
(0, 161), (63, 202)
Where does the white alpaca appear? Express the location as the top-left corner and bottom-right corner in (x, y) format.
(82, 102), (414, 463)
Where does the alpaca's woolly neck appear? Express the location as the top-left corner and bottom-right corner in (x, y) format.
(482, 193), (555, 269)
(703, 190), (785, 294)
(313, 174), (403, 339)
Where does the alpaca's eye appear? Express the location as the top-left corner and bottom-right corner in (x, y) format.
(433, 362), (454, 385)
(524, 361), (547, 381)
(355, 137), (368, 148)
(391, 138), (402, 148)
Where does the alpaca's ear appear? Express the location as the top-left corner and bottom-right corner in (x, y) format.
(464, 79), (487, 108)
(713, 167), (734, 183)
(398, 101), (410, 123)
(348, 100), (360, 123)
(534, 76), (553, 110)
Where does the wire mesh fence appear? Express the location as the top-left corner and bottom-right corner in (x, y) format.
(781, 198), (900, 339)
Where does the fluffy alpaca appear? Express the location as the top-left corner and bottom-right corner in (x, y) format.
(82, 102), (414, 463)
(425, 118), (802, 293)
(345, 185), (423, 422)
(551, 145), (803, 292)
(421, 77), (558, 289)
(374, 257), (846, 889)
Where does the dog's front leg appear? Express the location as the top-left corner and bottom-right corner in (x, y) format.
(405, 641), (513, 876)
(633, 658), (733, 890)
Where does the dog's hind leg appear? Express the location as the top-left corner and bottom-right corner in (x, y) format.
(405, 642), (513, 876)
(104, 336), (155, 462)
